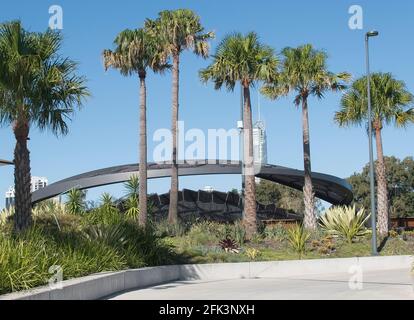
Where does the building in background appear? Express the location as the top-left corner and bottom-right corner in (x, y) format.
(203, 186), (214, 193)
(5, 187), (15, 210)
(4, 177), (48, 209)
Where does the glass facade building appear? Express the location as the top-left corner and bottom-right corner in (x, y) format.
(5, 177), (48, 209)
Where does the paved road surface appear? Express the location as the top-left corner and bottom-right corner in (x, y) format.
(108, 268), (414, 300)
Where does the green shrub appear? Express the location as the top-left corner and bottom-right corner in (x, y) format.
(264, 224), (288, 241)
(65, 188), (86, 215)
(85, 205), (123, 226)
(155, 219), (189, 237)
(319, 205), (370, 244)
(287, 224), (310, 259)
(310, 235), (336, 255)
(82, 224), (128, 247)
(0, 213), (178, 295)
(187, 222), (221, 246)
(224, 220), (245, 246)
(0, 207), (14, 228)
(124, 195), (139, 220)
(245, 248), (261, 261)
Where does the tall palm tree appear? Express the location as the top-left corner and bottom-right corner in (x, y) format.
(145, 9), (214, 224)
(0, 21), (88, 232)
(262, 44), (350, 231)
(335, 73), (414, 236)
(200, 32), (279, 239)
(103, 28), (168, 227)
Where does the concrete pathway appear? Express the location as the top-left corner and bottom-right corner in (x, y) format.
(108, 268), (414, 300)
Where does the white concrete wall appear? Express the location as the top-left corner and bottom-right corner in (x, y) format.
(1, 255), (412, 300)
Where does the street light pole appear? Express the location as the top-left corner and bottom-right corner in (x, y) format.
(365, 30), (379, 256)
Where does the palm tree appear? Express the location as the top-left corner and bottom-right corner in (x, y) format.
(145, 9), (214, 224)
(200, 32), (279, 239)
(262, 44), (350, 231)
(0, 21), (88, 231)
(103, 28), (168, 227)
(335, 73), (414, 236)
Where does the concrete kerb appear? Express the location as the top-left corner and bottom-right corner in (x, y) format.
(1, 255), (413, 300)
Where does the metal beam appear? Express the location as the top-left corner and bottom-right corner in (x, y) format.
(32, 160), (353, 205)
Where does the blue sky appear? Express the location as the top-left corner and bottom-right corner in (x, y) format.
(1, 0), (413, 207)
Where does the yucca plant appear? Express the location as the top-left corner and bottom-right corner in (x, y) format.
(319, 205), (370, 244)
(65, 188), (86, 215)
(287, 224), (311, 259)
(124, 175), (139, 198)
(125, 195), (139, 221)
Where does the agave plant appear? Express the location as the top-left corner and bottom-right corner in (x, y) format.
(82, 224), (128, 247)
(319, 205), (370, 244)
(287, 224), (311, 259)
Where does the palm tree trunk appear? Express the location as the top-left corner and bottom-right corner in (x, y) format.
(138, 73), (148, 227)
(374, 122), (389, 236)
(243, 84), (257, 239)
(168, 53), (179, 224)
(301, 97), (317, 230)
(13, 120), (32, 232)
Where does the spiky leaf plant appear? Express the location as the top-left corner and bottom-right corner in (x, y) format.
(287, 224), (311, 259)
(219, 236), (240, 254)
(319, 205), (370, 244)
(65, 188), (86, 215)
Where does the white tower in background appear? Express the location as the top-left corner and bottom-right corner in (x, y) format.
(253, 92), (268, 165)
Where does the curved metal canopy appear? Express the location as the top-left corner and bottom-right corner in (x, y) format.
(31, 160), (353, 205)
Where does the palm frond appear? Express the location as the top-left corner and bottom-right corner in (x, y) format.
(199, 32), (279, 91)
(262, 44), (350, 106)
(0, 20), (89, 136)
(335, 73), (414, 130)
(145, 9), (214, 59)
(103, 27), (170, 77)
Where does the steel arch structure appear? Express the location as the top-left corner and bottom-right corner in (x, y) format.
(32, 160), (353, 205)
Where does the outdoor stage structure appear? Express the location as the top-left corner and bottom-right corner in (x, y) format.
(32, 160), (353, 221)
